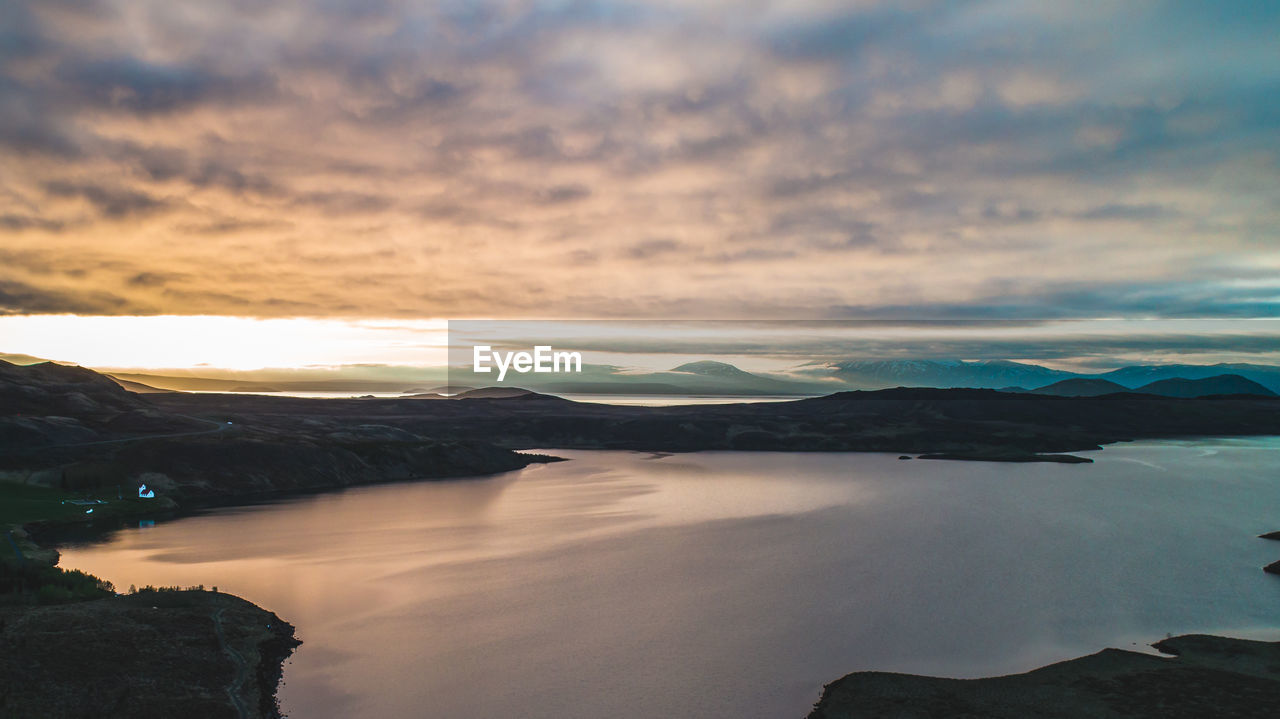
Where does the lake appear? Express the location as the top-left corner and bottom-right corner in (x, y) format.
(57, 439), (1280, 718)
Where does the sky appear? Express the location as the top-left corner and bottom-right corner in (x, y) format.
(1, 1), (1278, 369)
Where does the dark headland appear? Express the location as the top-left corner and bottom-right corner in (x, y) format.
(810, 531), (1280, 718)
(808, 634), (1280, 719)
(1, 587), (299, 719)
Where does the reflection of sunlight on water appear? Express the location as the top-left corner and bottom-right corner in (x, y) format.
(604, 451), (876, 526)
(1110, 457), (1169, 471)
(54, 440), (1280, 719)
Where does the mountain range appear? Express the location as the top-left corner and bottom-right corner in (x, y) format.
(809, 359), (1075, 391)
(5, 354), (1280, 397)
(804, 359), (1280, 394)
(1032, 374), (1276, 398)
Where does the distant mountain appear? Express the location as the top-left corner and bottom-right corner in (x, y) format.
(108, 372), (424, 394)
(667, 361), (820, 394)
(819, 359), (1075, 390)
(1, 360), (145, 416)
(455, 386), (538, 399)
(810, 359), (1280, 395)
(106, 376), (176, 394)
(1031, 378), (1130, 397)
(542, 381), (688, 395)
(1097, 364), (1280, 393)
(490, 361), (825, 396)
(16, 357), (1280, 399)
(1132, 374), (1277, 398)
(403, 385), (476, 395)
(672, 360), (759, 379)
(0, 352), (55, 366)
(402, 387), (551, 400)
(0, 360), (202, 445)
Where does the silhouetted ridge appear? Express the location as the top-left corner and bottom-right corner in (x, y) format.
(809, 387), (1041, 401)
(1134, 374), (1277, 398)
(1031, 378), (1130, 396)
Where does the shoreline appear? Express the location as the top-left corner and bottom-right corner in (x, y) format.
(47, 445), (1280, 711)
(10, 409), (1280, 711)
(807, 633), (1280, 718)
(0, 586), (300, 718)
(2, 517), (300, 718)
(21, 452), (564, 551)
(809, 525), (1280, 718)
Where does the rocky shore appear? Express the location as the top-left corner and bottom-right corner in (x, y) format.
(0, 588), (299, 718)
(808, 634), (1280, 719)
(809, 530), (1280, 717)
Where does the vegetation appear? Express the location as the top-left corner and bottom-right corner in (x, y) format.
(0, 483), (128, 606)
(0, 479), (153, 528)
(122, 584), (212, 608)
(0, 481), (93, 526)
(0, 587), (300, 718)
(0, 557), (114, 606)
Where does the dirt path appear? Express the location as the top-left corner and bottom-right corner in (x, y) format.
(212, 605), (251, 719)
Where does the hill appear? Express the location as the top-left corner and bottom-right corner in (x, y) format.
(818, 359), (1075, 390)
(1133, 374), (1277, 398)
(1098, 363), (1280, 393)
(0, 360), (145, 416)
(107, 372), (422, 394)
(106, 375), (176, 394)
(809, 634), (1280, 719)
(671, 360), (761, 380)
(74, 359), (1280, 398)
(5, 362), (1280, 496)
(1031, 378), (1130, 396)
(0, 360), (202, 445)
(520, 361), (822, 397)
(143, 380), (1280, 462)
(0, 586), (298, 719)
(0, 362), (554, 503)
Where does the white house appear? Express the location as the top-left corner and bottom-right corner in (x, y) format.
(138, 483), (155, 499)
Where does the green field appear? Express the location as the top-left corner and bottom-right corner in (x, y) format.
(0, 481), (130, 527)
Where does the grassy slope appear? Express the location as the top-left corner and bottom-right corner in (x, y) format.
(0, 480), (160, 528)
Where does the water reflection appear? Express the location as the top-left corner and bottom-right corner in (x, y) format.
(56, 441), (1280, 719)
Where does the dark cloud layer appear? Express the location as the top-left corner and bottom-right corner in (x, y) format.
(0, 0), (1276, 320)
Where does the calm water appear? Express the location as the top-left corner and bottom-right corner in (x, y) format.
(58, 439), (1280, 718)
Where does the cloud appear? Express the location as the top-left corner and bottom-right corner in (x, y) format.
(536, 184), (591, 204)
(0, 0), (1273, 322)
(624, 238), (682, 259)
(127, 272), (182, 288)
(1074, 203), (1180, 221)
(0, 214), (65, 232)
(0, 278), (132, 314)
(54, 56), (264, 114)
(42, 180), (170, 219)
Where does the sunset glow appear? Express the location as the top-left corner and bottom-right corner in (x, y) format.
(0, 315), (447, 370)
(1, 0), (1277, 338)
